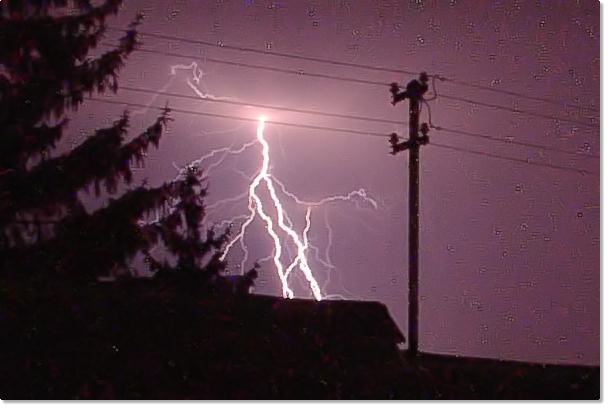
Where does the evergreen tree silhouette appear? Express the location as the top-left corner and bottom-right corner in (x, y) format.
(0, 0), (235, 288)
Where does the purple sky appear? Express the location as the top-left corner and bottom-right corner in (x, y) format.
(73, 0), (599, 365)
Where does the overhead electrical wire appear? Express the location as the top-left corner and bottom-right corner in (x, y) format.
(428, 142), (598, 176)
(118, 85), (599, 159)
(118, 85), (405, 126)
(437, 76), (599, 114)
(434, 94), (597, 129)
(103, 27), (422, 75)
(420, 98), (598, 158)
(103, 42), (599, 129)
(430, 126), (599, 159)
(105, 43), (392, 87)
(84, 96), (598, 177)
(106, 27), (600, 114)
(86, 96), (390, 139)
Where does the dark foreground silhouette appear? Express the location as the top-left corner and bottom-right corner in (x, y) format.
(1, 281), (599, 400)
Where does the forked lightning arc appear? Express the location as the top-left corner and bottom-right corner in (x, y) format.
(143, 61), (379, 300)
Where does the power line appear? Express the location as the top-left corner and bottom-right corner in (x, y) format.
(85, 96), (598, 177)
(105, 43), (599, 129)
(106, 27), (599, 113)
(436, 77), (599, 114)
(104, 43), (389, 87)
(435, 94), (598, 129)
(105, 27), (420, 75)
(430, 125), (599, 159)
(118, 85), (598, 159)
(87, 96), (390, 138)
(428, 142), (597, 176)
(119, 85), (405, 126)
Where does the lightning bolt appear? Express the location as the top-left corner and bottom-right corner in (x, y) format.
(218, 117), (321, 300)
(141, 61), (380, 301)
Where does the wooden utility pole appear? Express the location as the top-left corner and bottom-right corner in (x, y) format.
(389, 73), (429, 357)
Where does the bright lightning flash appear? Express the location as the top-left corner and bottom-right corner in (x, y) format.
(140, 61), (380, 302)
(220, 117), (321, 300)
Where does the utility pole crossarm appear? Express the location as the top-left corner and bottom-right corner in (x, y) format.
(389, 72), (430, 357)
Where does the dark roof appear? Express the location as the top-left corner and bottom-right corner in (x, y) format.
(234, 294), (405, 344)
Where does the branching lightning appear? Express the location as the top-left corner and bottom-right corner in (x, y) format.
(143, 61), (380, 301)
(218, 118), (323, 300)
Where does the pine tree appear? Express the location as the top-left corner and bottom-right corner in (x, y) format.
(143, 165), (258, 294)
(143, 166), (228, 285)
(0, 0), (231, 288)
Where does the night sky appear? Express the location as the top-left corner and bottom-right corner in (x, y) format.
(71, 0), (599, 365)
